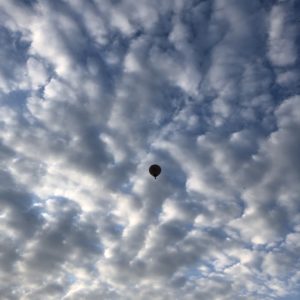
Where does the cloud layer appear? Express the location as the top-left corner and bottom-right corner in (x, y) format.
(0, 0), (300, 299)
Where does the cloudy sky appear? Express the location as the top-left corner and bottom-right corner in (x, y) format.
(0, 0), (300, 299)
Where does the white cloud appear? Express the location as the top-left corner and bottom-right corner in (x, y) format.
(268, 2), (299, 67)
(0, 0), (300, 299)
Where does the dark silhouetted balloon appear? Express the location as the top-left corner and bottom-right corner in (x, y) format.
(149, 164), (161, 179)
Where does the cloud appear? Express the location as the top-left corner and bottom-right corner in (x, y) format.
(268, 1), (298, 67)
(0, 0), (300, 299)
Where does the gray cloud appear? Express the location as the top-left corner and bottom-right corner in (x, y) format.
(0, 0), (300, 299)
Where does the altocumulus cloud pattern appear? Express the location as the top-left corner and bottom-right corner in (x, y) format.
(0, 0), (300, 299)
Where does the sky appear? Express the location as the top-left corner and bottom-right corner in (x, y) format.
(0, 0), (300, 299)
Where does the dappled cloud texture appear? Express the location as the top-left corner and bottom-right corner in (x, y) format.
(1, 0), (300, 299)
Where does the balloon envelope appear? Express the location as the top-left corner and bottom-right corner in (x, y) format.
(149, 164), (161, 179)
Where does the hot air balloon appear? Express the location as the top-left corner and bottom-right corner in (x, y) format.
(149, 164), (161, 179)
